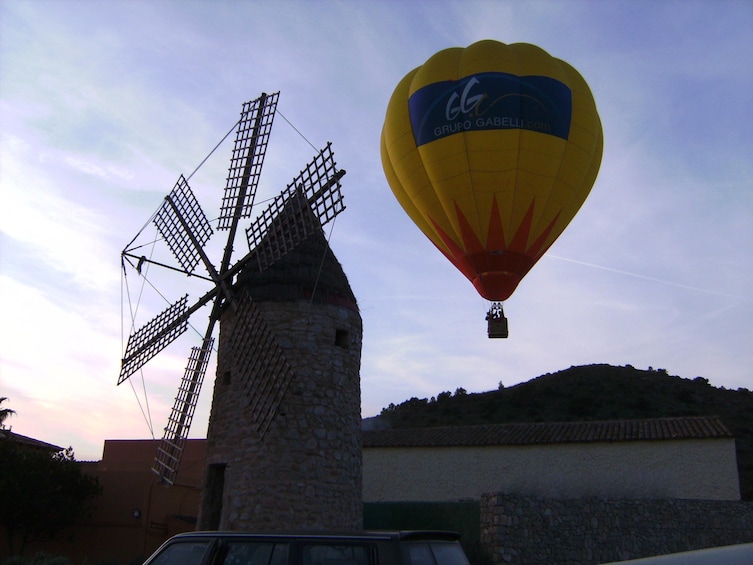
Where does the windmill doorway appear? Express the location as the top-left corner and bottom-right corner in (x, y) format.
(202, 463), (226, 530)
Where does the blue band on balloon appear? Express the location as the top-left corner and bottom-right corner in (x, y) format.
(409, 72), (572, 146)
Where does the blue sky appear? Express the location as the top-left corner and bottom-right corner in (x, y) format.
(1, 0), (751, 460)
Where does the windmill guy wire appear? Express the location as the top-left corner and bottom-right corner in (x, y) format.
(185, 101), (315, 187)
(185, 115), (242, 182)
(278, 109), (318, 152)
(129, 265), (220, 359)
(128, 374), (156, 439)
(124, 110), (241, 252)
(309, 213), (338, 307)
(122, 242), (161, 435)
(125, 106), (318, 252)
(122, 268), (155, 437)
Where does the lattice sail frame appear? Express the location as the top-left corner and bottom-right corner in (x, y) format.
(119, 295), (188, 384)
(218, 92), (279, 230)
(246, 142), (345, 272)
(224, 288), (296, 438)
(154, 177), (214, 274)
(152, 337), (214, 485)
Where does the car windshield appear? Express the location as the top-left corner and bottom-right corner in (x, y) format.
(400, 542), (470, 565)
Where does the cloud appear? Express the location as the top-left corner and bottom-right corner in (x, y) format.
(1, 0), (751, 457)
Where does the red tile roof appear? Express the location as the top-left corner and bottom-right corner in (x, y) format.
(362, 416), (733, 448)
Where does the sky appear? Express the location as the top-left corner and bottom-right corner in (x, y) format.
(1, 0), (751, 461)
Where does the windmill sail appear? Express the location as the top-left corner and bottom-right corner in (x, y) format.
(154, 176), (215, 276)
(119, 295), (189, 384)
(152, 336), (214, 485)
(218, 92), (279, 230)
(246, 142), (345, 272)
(223, 287), (295, 438)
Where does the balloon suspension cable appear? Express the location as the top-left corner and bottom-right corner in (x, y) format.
(486, 301), (509, 339)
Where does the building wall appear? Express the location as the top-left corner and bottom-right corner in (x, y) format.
(11, 439), (207, 564)
(12, 431), (741, 563)
(364, 438), (740, 502)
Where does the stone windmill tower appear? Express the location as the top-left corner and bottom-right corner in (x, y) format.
(118, 93), (362, 531)
(199, 199), (363, 530)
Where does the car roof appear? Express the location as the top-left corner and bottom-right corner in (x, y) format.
(166, 530), (461, 542)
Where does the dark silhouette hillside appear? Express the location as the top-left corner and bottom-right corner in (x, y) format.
(377, 364), (753, 500)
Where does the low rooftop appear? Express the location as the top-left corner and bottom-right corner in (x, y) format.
(362, 416), (732, 448)
(0, 429), (63, 452)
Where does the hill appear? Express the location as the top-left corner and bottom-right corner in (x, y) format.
(375, 364), (753, 500)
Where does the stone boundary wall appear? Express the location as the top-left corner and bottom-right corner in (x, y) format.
(480, 494), (753, 565)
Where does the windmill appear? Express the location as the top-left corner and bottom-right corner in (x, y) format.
(118, 92), (350, 489)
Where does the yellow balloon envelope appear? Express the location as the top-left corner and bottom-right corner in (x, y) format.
(381, 40), (603, 302)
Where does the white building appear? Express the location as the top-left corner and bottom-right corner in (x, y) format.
(363, 415), (740, 501)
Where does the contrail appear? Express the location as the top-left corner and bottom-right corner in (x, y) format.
(546, 254), (748, 301)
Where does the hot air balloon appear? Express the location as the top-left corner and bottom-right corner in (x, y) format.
(380, 39), (603, 338)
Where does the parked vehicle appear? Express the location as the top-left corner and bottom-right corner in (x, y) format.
(603, 542), (753, 564)
(143, 530), (471, 565)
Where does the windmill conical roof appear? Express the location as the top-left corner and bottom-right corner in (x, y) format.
(235, 195), (357, 310)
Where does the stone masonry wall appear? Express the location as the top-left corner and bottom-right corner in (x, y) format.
(199, 296), (363, 531)
(480, 494), (753, 565)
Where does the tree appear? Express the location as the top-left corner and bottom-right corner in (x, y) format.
(0, 397), (15, 428)
(0, 440), (101, 556)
